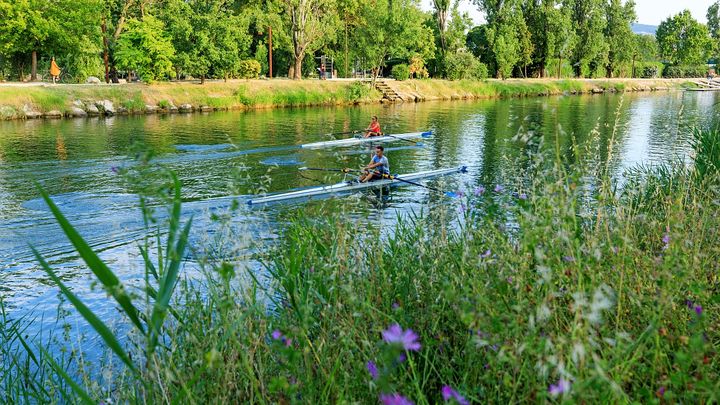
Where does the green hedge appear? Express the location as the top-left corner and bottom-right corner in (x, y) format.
(445, 52), (486, 80)
(634, 62), (664, 78)
(391, 64), (410, 81)
(238, 59), (262, 79)
(663, 65), (709, 78)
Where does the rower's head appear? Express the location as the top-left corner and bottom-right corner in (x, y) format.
(375, 145), (384, 157)
(371, 115), (378, 122)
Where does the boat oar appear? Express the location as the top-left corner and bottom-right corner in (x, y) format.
(299, 167), (360, 173)
(320, 130), (362, 138)
(380, 173), (459, 197)
(380, 133), (425, 146)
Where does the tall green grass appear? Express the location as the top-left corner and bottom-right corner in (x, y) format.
(2, 125), (719, 403)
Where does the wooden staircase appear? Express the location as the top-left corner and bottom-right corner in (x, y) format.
(374, 80), (403, 102)
(691, 78), (720, 89)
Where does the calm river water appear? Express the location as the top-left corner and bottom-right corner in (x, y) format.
(1, 90), (718, 335)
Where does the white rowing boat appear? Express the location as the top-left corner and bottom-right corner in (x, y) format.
(300, 131), (433, 149)
(247, 166), (467, 205)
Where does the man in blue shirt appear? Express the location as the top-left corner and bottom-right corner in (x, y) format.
(360, 145), (389, 182)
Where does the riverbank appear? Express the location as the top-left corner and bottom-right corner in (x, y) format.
(0, 78), (687, 121)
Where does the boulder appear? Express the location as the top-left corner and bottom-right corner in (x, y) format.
(95, 100), (115, 115)
(86, 76), (102, 84)
(145, 104), (158, 113)
(72, 99), (85, 108)
(116, 106), (129, 115)
(22, 104), (42, 119)
(199, 105), (213, 112)
(179, 103), (193, 112)
(68, 107), (87, 117)
(44, 110), (63, 119)
(85, 103), (100, 116)
(591, 87), (604, 94)
(1, 106), (19, 120)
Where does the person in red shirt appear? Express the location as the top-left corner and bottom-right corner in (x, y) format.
(363, 115), (382, 138)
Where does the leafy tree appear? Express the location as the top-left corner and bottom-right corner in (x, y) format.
(355, 0), (435, 81)
(604, 0), (636, 77)
(466, 25), (494, 69)
(547, 2), (575, 78)
(656, 10), (712, 65)
(0, 0), (103, 81)
(282, 0), (338, 79)
(114, 16), (175, 81)
(569, 0), (607, 77)
(708, 2), (720, 61)
(161, 0), (252, 82)
(432, 0), (452, 54)
(489, 19), (520, 79)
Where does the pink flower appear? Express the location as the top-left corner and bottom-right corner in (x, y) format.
(367, 360), (379, 380)
(379, 393), (414, 405)
(549, 379), (571, 396)
(441, 385), (469, 405)
(382, 324), (421, 351)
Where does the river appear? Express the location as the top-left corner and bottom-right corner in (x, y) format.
(1, 90), (718, 337)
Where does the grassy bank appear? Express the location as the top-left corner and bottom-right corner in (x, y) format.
(1, 119), (718, 403)
(0, 78), (685, 120)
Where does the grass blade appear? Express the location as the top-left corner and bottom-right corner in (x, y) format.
(37, 345), (95, 405)
(36, 185), (145, 334)
(31, 246), (137, 375)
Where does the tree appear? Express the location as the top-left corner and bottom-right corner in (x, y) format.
(569, 0), (607, 77)
(604, 0), (636, 77)
(114, 15), (175, 81)
(355, 0), (435, 81)
(547, 2), (575, 78)
(708, 2), (720, 61)
(0, 0), (103, 81)
(656, 10), (712, 65)
(283, 0), (338, 79)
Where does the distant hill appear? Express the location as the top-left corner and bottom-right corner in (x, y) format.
(632, 23), (657, 35)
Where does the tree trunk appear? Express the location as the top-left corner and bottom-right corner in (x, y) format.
(31, 51), (37, 81)
(293, 55), (303, 80)
(200, 75), (205, 84)
(540, 61), (545, 78)
(102, 17), (110, 83)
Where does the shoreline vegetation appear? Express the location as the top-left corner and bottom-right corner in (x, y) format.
(0, 78), (685, 121)
(2, 124), (718, 403)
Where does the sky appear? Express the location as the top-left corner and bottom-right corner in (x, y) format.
(420, 0), (713, 26)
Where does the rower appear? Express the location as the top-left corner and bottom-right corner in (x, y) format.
(363, 116), (383, 138)
(360, 145), (389, 183)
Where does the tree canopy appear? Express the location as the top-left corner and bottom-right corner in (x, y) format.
(0, 0), (715, 82)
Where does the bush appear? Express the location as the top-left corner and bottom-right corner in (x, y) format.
(444, 52), (484, 80)
(477, 62), (489, 80)
(238, 59), (262, 79)
(663, 65), (709, 78)
(391, 64), (410, 81)
(635, 62), (664, 78)
(345, 81), (371, 102)
(409, 55), (429, 78)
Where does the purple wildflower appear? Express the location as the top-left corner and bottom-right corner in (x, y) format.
(662, 234), (670, 244)
(110, 166), (119, 174)
(396, 352), (407, 364)
(686, 299), (694, 309)
(562, 255), (575, 262)
(474, 186), (485, 196)
(455, 190), (465, 198)
(458, 202), (467, 213)
(480, 249), (491, 259)
(271, 330), (283, 340)
(519, 193), (527, 200)
(367, 361), (379, 380)
(695, 305), (703, 316)
(285, 338), (293, 347)
(382, 324), (421, 351)
(656, 386), (666, 397)
(507, 276), (513, 284)
(441, 386), (469, 405)
(392, 302), (400, 310)
(379, 393), (414, 405)
(494, 184), (504, 193)
(548, 379), (571, 396)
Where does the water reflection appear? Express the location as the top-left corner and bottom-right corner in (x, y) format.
(0, 90), (718, 332)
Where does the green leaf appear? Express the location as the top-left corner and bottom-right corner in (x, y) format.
(36, 184), (146, 335)
(38, 343), (97, 405)
(31, 246), (138, 375)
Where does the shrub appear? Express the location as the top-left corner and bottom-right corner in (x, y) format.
(409, 55), (429, 79)
(477, 62), (489, 80)
(636, 62), (664, 78)
(345, 81), (371, 102)
(444, 52), (483, 80)
(238, 59), (262, 79)
(663, 65), (709, 78)
(391, 64), (410, 81)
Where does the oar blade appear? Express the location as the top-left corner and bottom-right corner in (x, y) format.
(444, 191), (460, 198)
